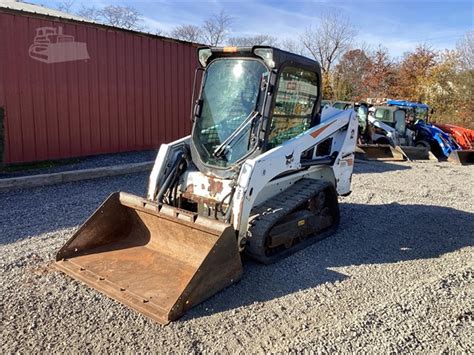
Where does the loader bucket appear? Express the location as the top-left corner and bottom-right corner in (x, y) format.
(398, 146), (437, 161)
(357, 144), (405, 161)
(448, 150), (474, 165)
(55, 192), (243, 324)
(354, 145), (368, 160)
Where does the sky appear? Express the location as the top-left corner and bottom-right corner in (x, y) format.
(29, 0), (474, 58)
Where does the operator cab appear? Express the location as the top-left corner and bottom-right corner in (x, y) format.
(386, 100), (430, 125)
(373, 106), (406, 132)
(191, 46), (322, 177)
(332, 101), (354, 110)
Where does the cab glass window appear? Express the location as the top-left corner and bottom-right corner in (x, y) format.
(357, 105), (368, 131)
(333, 102), (352, 110)
(267, 67), (318, 149)
(193, 59), (268, 167)
(415, 107), (428, 120)
(375, 108), (392, 123)
(394, 109), (406, 134)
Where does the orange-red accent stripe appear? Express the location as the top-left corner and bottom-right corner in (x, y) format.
(310, 121), (335, 138)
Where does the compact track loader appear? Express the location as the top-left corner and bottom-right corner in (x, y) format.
(359, 106), (433, 161)
(56, 46), (358, 324)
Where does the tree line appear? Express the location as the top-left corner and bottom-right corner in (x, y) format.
(55, 2), (473, 128)
(331, 40), (473, 128)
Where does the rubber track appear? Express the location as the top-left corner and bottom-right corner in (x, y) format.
(245, 178), (339, 264)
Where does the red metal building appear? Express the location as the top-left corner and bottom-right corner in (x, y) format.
(0, 4), (199, 164)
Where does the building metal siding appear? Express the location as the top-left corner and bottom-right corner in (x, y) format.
(0, 10), (198, 164)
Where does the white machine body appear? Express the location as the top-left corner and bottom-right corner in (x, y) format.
(147, 107), (357, 248)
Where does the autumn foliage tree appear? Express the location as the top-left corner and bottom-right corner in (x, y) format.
(364, 46), (397, 98)
(420, 51), (459, 118)
(395, 45), (437, 102)
(333, 49), (371, 100)
(454, 32), (474, 127)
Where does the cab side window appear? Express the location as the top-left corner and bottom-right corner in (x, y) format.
(394, 109), (406, 134)
(375, 109), (391, 123)
(267, 67), (318, 149)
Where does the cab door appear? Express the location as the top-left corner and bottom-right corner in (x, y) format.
(266, 66), (319, 150)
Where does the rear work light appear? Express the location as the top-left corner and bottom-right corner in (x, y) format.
(223, 46), (238, 53)
(253, 48), (275, 68)
(198, 48), (212, 67)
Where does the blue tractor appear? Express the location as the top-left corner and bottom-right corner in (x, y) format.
(386, 100), (461, 159)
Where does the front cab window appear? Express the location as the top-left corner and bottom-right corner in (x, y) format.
(267, 66), (318, 149)
(193, 59), (268, 168)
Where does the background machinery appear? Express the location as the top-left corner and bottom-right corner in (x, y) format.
(55, 46), (358, 324)
(330, 101), (370, 140)
(358, 105), (408, 161)
(414, 120), (460, 158)
(324, 101), (391, 160)
(357, 104), (431, 161)
(432, 123), (474, 165)
(434, 123), (474, 150)
(386, 100), (471, 164)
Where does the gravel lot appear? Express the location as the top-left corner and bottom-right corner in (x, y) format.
(1, 160), (473, 353)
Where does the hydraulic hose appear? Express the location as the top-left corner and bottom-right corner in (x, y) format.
(156, 152), (183, 204)
(215, 185), (235, 223)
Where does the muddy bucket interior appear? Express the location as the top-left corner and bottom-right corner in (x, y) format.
(55, 192), (242, 324)
(358, 144), (405, 161)
(399, 146), (436, 161)
(448, 150), (474, 165)
(354, 145), (367, 160)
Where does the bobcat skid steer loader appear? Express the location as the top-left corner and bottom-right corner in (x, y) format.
(55, 46), (358, 324)
(360, 106), (433, 161)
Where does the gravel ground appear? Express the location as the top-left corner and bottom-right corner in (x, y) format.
(0, 150), (156, 179)
(1, 161), (473, 353)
